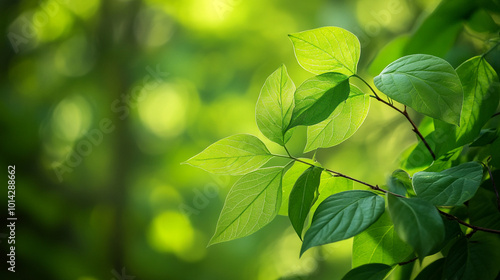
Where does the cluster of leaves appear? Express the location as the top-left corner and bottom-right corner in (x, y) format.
(185, 17), (500, 280)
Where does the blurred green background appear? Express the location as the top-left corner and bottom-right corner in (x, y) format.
(1, 0), (499, 279)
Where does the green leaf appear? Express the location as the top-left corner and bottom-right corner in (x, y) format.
(469, 187), (500, 230)
(185, 134), (274, 175)
(305, 85), (370, 152)
(414, 258), (445, 280)
(352, 212), (413, 267)
(256, 64), (296, 145)
(412, 162), (483, 206)
(209, 167), (284, 245)
(288, 166), (323, 238)
(373, 54), (463, 125)
(387, 195), (445, 259)
(341, 263), (393, 280)
(433, 56), (500, 156)
(301, 190), (385, 256)
(288, 72), (350, 129)
(443, 234), (500, 280)
(279, 159), (317, 216)
(387, 169), (412, 197)
(289, 26), (360, 75)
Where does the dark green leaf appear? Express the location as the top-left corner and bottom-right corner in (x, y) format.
(289, 26), (360, 75)
(301, 190), (385, 256)
(443, 234), (500, 280)
(305, 85), (370, 152)
(470, 129), (498, 147)
(433, 56), (500, 156)
(341, 263), (393, 280)
(288, 72), (350, 129)
(414, 258), (445, 280)
(374, 54), (463, 125)
(469, 187), (500, 230)
(413, 162), (483, 206)
(185, 134), (273, 175)
(279, 159), (319, 216)
(387, 195), (445, 259)
(288, 166), (322, 238)
(209, 167), (284, 245)
(352, 212), (413, 267)
(256, 64), (296, 145)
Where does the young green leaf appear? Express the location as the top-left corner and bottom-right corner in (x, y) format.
(352, 212), (413, 267)
(373, 54), (463, 126)
(209, 167), (284, 245)
(341, 263), (393, 280)
(184, 134), (273, 175)
(289, 26), (360, 75)
(412, 162), (483, 206)
(387, 169), (412, 197)
(288, 72), (350, 129)
(305, 85), (370, 152)
(387, 195), (445, 260)
(256, 64), (296, 145)
(433, 56), (500, 156)
(288, 166), (323, 238)
(301, 190), (385, 256)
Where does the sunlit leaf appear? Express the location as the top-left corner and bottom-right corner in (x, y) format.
(256, 64), (296, 145)
(353, 212), (413, 267)
(184, 134), (273, 175)
(209, 167), (284, 245)
(289, 26), (360, 75)
(305, 85), (370, 152)
(387, 195), (444, 260)
(301, 190), (385, 256)
(413, 162), (483, 206)
(341, 263), (393, 280)
(288, 166), (322, 238)
(433, 56), (500, 156)
(374, 54), (463, 125)
(288, 72), (350, 129)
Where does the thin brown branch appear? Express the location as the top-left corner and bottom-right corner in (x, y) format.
(398, 256), (418, 266)
(275, 154), (500, 235)
(353, 75), (436, 160)
(439, 210), (500, 234)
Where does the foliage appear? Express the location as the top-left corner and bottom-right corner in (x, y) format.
(186, 8), (500, 280)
